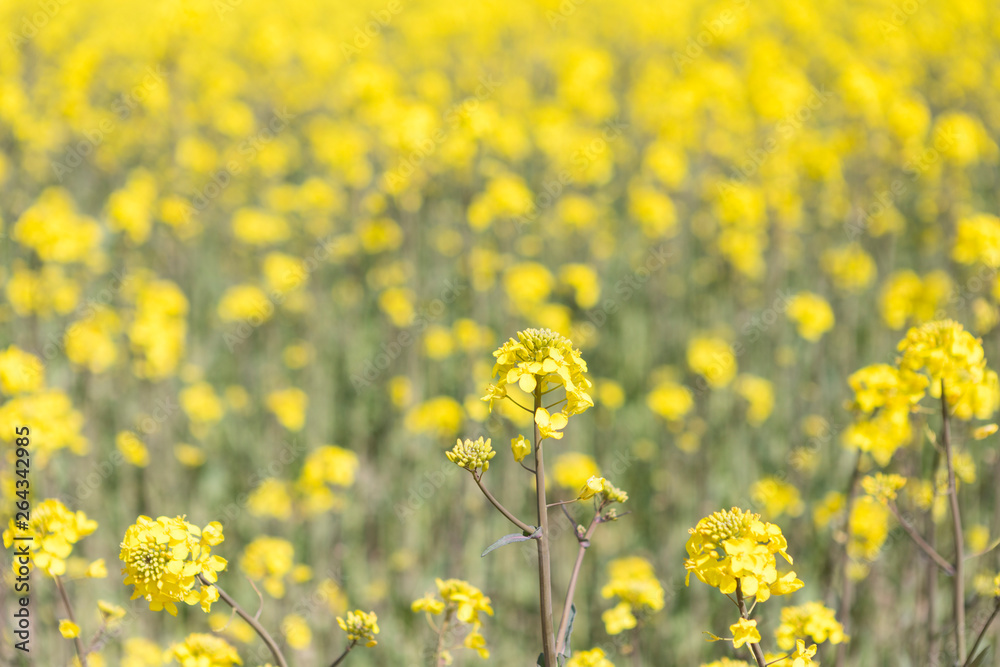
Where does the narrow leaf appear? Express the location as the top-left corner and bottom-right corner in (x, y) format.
(481, 527), (541, 557)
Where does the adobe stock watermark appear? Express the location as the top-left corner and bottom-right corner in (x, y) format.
(571, 243), (674, 344)
(350, 279), (466, 391)
(878, 0), (925, 36)
(511, 117), (628, 232)
(845, 127), (956, 241)
(185, 108), (296, 217)
(687, 289), (795, 396)
(7, 0), (73, 51)
(672, 0), (751, 71)
(339, 0), (403, 61)
(380, 75), (502, 193)
(546, 0), (588, 27)
(223, 234), (352, 351)
(219, 438), (308, 524)
(726, 84), (834, 183)
(51, 67), (167, 181)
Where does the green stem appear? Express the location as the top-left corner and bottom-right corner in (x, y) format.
(534, 385), (557, 665)
(54, 575), (88, 667)
(474, 474), (535, 533)
(962, 597), (1000, 667)
(736, 580), (766, 667)
(555, 514), (599, 655)
(197, 574), (289, 667)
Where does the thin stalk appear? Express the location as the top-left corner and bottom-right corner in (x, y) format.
(834, 451), (863, 667)
(434, 609), (453, 667)
(886, 501), (955, 575)
(534, 385), (557, 666)
(328, 642), (354, 667)
(197, 574), (288, 667)
(54, 576), (88, 667)
(941, 385), (966, 662)
(736, 580), (766, 667)
(963, 597), (1000, 667)
(555, 514), (599, 654)
(474, 474), (534, 533)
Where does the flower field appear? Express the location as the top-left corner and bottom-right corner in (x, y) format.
(2, 0), (1000, 665)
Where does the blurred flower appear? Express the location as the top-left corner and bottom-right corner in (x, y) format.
(266, 388), (308, 431)
(786, 292), (834, 341)
(3, 498), (96, 577)
(167, 633), (242, 667)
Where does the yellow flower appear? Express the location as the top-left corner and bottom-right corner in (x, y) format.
(217, 284), (273, 323)
(553, 452), (600, 490)
(86, 558), (108, 578)
(953, 214), (1000, 267)
(973, 424), (998, 440)
(411, 594), (445, 615)
(0, 345), (45, 395)
(786, 292), (835, 341)
(116, 431), (149, 467)
(337, 610), (380, 647)
(821, 244), (876, 293)
(65, 307), (122, 373)
(861, 473), (907, 504)
(566, 648), (616, 667)
(59, 619), (80, 638)
(180, 382), (225, 425)
(601, 556), (662, 613)
(534, 407), (568, 440)
(281, 614), (312, 650)
(897, 320), (998, 419)
(510, 435), (531, 462)
(486, 328), (593, 417)
(687, 336), (737, 388)
(167, 633), (243, 666)
(119, 515), (226, 615)
(735, 375), (774, 425)
(684, 508), (801, 603)
(3, 499), (97, 577)
(247, 479), (294, 520)
(97, 600), (126, 624)
(297, 445), (359, 515)
(266, 388), (308, 431)
(446, 437), (496, 473)
(750, 477), (804, 519)
(578, 476), (629, 505)
(127, 277), (188, 379)
(122, 638), (164, 667)
(405, 396), (465, 437)
(647, 379), (694, 422)
(775, 601), (847, 650)
(880, 270), (952, 330)
(240, 537), (295, 599)
(231, 208), (288, 246)
(730, 618), (761, 649)
(602, 601), (637, 635)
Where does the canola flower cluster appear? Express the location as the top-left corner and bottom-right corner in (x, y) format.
(844, 319), (999, 465)
(412, 577), (493, 662)
(2, 498), (98, 577)
(600, 556), (664, 635)
(336, 609), (380, 648)
(119, 515), (227, 615)
(685, 507), (803, 603)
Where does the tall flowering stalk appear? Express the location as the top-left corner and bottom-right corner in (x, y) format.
(449, 328), (630, 665)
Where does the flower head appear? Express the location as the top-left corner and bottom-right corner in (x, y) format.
(578, 476), (629, 505)
(861, 473), (907, 504)
(684, 508), (802, 603)
(486, 328), (593, 415)
(730, 618), (761, 649)
(566, 647), (616, 667)
(167, 633), (242, 666)
(119, 515), (227, 615)
(3, 499), (96, 577)
(775, 601), (848, 650)
(446, 437), (496, 473)
(337, 609), (379, 647)
(510, 435), (531, 462)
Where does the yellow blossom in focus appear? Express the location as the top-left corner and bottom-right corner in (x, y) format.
(446, 437), (496, 473)
(510, 435), (531, 462)
(730, 618), (761, 649)
(119, 515), (226, 615)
